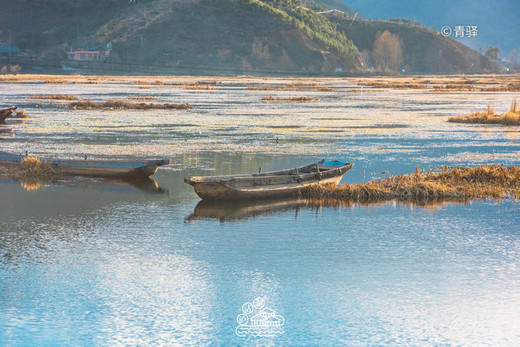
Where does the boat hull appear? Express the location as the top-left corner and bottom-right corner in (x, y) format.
(185, 162), (353, 201)
(0, 151), (168, 179)
(191, 175), (343, 201)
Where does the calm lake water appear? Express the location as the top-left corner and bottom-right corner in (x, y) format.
(1, 77), (520, 345)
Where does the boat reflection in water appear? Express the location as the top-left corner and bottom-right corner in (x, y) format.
(186, 197), (467, 222)
(10, 176), (168, 194)
(185, 198), (349, 222)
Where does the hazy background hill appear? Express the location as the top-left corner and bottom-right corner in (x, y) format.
(342, 0), (520, 58)
(0, 0), (496, 74)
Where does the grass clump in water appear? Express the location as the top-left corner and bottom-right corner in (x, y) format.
(14, 157), (56, 180)
(305, 165), (520, 203)
(68, 99), (193, 110)
(261, 95), (317, 102)
(14, 110), (29, 118)
(314, 86), (337, 92)
(27, 94), (79, 100)
(448, 100), (520, 125)
(127, 96), (158, 101)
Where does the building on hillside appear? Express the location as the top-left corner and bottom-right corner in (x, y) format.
(0, 44), (21, 58)
(67, 43), (112, 62)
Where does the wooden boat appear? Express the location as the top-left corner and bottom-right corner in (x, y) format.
(0, 106), (17, 123)
(185, 160), (353, 201)
(0, 151), (168, 178)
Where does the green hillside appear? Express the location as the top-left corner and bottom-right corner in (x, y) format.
(328, 17), (494, 73)
(0, 0), (491, 74)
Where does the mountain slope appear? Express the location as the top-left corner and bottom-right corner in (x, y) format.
(0, 0), (492, 74)
(342, 0), (519, 57)
(0, 0), (360, 73)
(329, 17), (493, 73)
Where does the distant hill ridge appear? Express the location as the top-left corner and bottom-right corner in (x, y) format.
(0, 0), (492, 74)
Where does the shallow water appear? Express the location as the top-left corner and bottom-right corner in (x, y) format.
(1, 78), (520, 345)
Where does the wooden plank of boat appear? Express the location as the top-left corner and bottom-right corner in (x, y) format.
(185, 160), (353, 201)
(0, 151), (168, 178)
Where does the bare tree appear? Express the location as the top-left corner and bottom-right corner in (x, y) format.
(509, 49), (518, 71)
(372, 31), (403, 72)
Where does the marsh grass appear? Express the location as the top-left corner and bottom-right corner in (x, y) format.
(14, 110), (29, 118)
(314, 87), (337, 92)
(27, 94), (79, 100)
(184, 85), (218, 90)
(261, 95), (318, 102)
(133, 80), (220, 87)
(359, 81), (427, 89)
(433, 84), (477, 91)
(306, 165), (520, 203)
(0, 157), (57, 191)
(127, 96), (158, 101)
(448, 101), (520, 126)
(284, 82), (319, 87)
(68, 99), (193, 110)
(248, 82), (323, 91)
(248, 85), (292, 91)
(10, 157), (56, 180)
(480, 84), (520, 92)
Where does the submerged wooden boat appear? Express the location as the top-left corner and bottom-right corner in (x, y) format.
(0, 106), (17, 123)
(0, 151), (168, 178)
(185, 160), (353, 201)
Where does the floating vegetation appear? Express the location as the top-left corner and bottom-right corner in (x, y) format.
(184, 85), (218, 90)
(27, 94), (79, 100)
(480, 84), (520, 92)
(0, 157), (56, 191)
(261, 96), (318, 102)
(305, 165), (520, 203)
(14, 110), (29, 118)
(248, 85), (288, 91)
(248, 82), (324, 91)
(127, 96), (158, 101)
(8, 156), (56, 180)
(132, 80), (220, 87)
(42, 79), (68, 84)
(433, 84), (477, 91)
(314, 87), (337, 92)
(284, 82), (319, 87)
(448, 100), (520, 126)
(68, 99), (193, 110)
(359, 81), (427, 89)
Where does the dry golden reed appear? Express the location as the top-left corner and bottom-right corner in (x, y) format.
(261, 95), (318, 102)
(448, 100), (520, 126)
(27, 94), (79, 100)
(14, 110), (29, 118)
(127, 96), (158, 101)
(314, 87), (337, 92)
(15, 157), (56, 180)
(68, 99), (193, 110)
(305, 165), (520, 203)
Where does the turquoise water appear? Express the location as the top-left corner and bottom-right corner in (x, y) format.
(1, 78), (520, 345)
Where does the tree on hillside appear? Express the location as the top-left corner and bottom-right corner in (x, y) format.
(509, 49), (518, 71)
(485, 46), (500, 62)
(372, 30), (403, 72)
